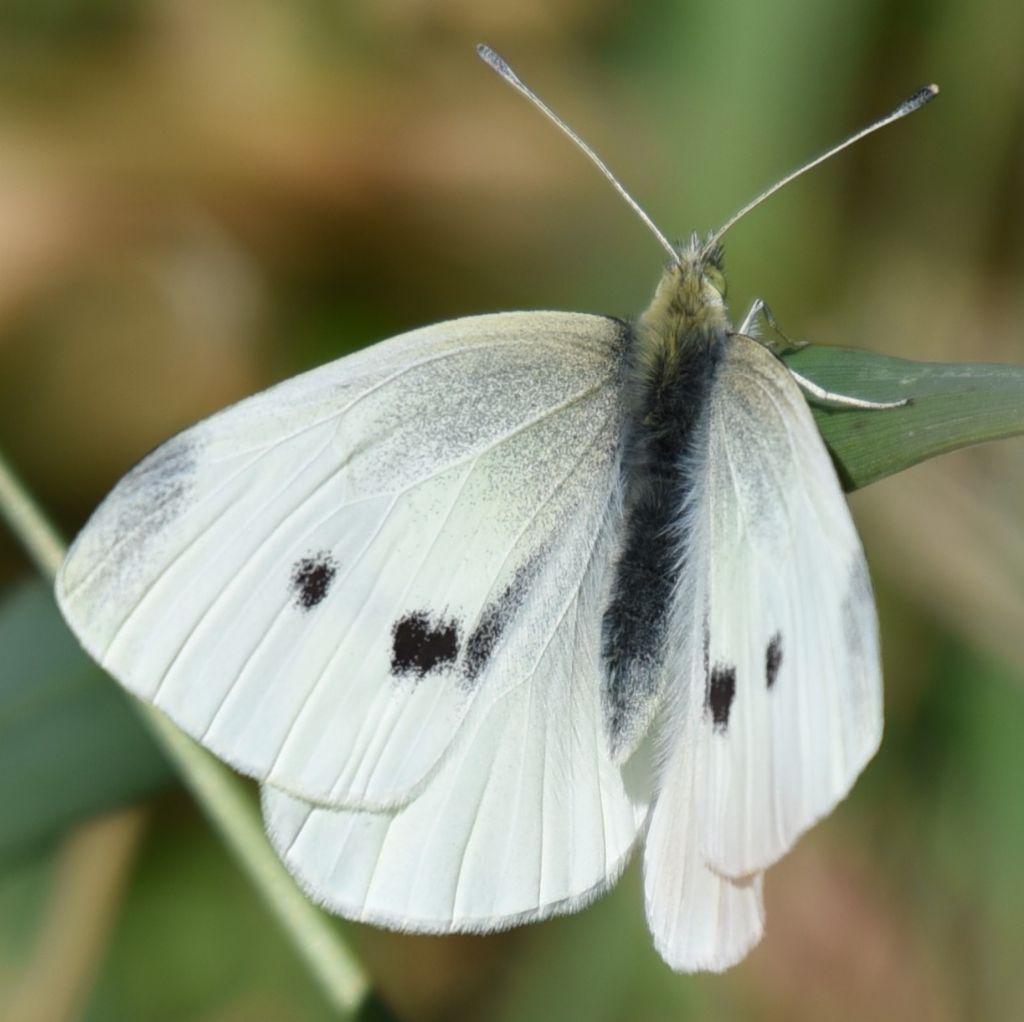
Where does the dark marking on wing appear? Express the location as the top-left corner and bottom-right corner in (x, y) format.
(290, 552), (338, 611)
(391, 612), (461, 679)
(115, 433), (198, 543)
(706, 663), (736, 733)
(703, 615), (710, 680)
(61, 429), (203, 609)
(461, 553), (540, 689)
(602, 320), (725, 753)
(461, 602), (507, 688)
(765, 631), (783, 689)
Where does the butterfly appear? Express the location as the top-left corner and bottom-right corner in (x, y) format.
(54, 47), (937, 972)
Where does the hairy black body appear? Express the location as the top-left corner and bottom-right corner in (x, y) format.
(602, 314), (725, 753)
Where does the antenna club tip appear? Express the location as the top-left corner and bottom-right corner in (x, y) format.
(476, 43), (505, 71)
(477, 43), (522, 88)
(900, 83), (940, 116)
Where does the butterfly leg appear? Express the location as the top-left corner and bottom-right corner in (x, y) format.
(786, 369), (910, 410)
(736, 298), (808, 355)
(738, 298), (909, 410)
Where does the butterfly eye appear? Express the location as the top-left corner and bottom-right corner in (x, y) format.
(705, 265), (727, 298)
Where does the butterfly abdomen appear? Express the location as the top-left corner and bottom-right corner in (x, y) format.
(601, 277), (727, 758)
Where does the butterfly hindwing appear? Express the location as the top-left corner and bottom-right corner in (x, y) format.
(643, 740), (766, 971)
(57, 312), (630, 811)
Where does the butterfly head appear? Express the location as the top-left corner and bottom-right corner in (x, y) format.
(640, 233), (731, 343)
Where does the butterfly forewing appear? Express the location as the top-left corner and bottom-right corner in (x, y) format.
(57, 311), (630, 811)
(695, 335), (883, 878)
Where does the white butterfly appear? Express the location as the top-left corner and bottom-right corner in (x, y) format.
(54, 48), (937, 972)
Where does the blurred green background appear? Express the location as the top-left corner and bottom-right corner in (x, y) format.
(1, 1), (1022, 1020)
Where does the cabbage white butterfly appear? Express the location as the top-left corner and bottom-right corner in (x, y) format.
(55, 47), (937, 972)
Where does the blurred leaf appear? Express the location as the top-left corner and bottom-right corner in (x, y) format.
(81, 812), (342, 1022)
(0, 579), (172, 864)
(784, 345), (1024, 491)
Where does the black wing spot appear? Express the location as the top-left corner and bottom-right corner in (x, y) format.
(391, 612), (461, 679)
(706, 663), (736, 733)
(765, 631), (783, 690)
(462, 601), (506, 687)
(461, 555), (539, 689)
(290, 552), (338, 611)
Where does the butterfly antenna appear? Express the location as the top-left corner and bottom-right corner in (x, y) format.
(477, 44), (681, 266)
(704, 83), (939, 255)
